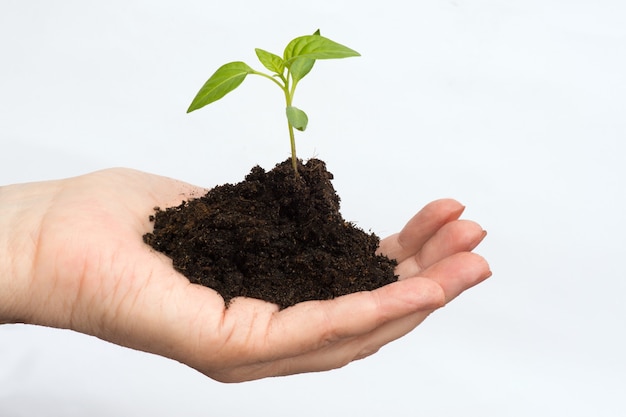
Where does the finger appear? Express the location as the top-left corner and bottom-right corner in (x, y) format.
(254, 310), (436, 380)
(204, 277), (447, 382)
(259, 252), (492, 379)
(266, 275), (445, 356)
(394, 220), (487, 279)
(276, 252), (489, 376)
(377, 199), (466, 263)
(347, 252), (492, 358)
(249, 279), (439, 380)
(418, 251), (491, 303)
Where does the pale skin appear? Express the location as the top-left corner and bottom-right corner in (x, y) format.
(0, 168), (491, 383)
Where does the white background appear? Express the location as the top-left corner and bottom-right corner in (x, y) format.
(1, 0), (625, 415)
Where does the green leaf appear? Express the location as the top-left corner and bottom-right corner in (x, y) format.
(254, 48), (285, 74)
(283, 35), (360, 66)
(286, 30), (320, 82)
(187, 62), (253, 113)
(289, 57), (315, 82)
(286, 106), (308, 131)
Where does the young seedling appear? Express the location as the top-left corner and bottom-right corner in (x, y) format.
(187, 30), (360, 176)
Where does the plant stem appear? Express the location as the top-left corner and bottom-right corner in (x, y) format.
(284, 70), (299, 176)
(287, 122), (299, 176)
(253, 69), (299, 176)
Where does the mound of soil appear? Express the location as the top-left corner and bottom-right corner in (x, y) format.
(143, 158), (397, 309)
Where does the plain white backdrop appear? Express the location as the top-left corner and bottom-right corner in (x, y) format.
(1, 1), (625, 415)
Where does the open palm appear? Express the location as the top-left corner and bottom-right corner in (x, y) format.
(5, 168), (490, 382)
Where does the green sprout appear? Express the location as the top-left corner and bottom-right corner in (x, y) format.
(187, 30), (360, 176)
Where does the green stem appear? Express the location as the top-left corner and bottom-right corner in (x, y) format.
(251, 70), (285, 89)
(288, 122), (298, 176)
(252, 69), (299, 176)
(290, 77), (300, 99)
(284, 70), (299, 176)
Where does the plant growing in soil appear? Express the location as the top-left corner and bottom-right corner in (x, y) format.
(186, 30), (360, 176)
(143, 31), (398, 309)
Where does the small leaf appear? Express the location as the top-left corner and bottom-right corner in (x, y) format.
(283, 35), (360, 65)
(289, 57), (315, 82)
(286, 106), (308, 131)
(187, 62), (253, 113)
(255, 48), (285, 74)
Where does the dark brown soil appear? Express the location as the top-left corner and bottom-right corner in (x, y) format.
(143, 158), (397, 309)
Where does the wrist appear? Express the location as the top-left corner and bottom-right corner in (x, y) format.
(0, 181), (57, 324)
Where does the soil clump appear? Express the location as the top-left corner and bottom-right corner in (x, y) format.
(143, 158), (397, 309)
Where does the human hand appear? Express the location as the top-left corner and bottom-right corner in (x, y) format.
(0, 168), (490, 382)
